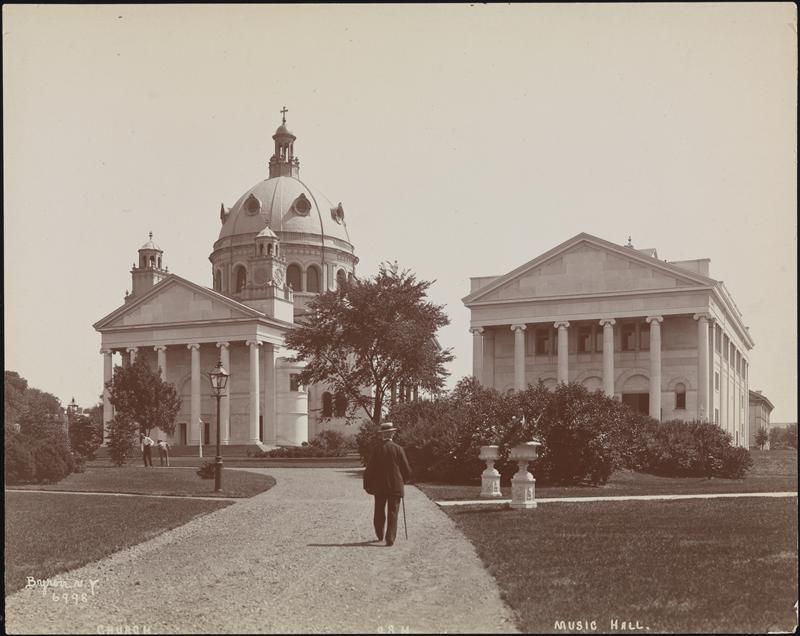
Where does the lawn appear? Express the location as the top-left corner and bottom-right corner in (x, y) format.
(10, 465), (276, 498)
(5, 492), (232, 595)
(447, 497), (798, 633)
(418, 449), (798, 501)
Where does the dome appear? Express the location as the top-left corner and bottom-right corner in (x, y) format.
(218, 176), (353, 248)
(139, 232), (161, 251)
(274, 124), (295, 138)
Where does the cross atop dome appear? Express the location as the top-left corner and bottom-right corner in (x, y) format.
(270, 108), (300, 178)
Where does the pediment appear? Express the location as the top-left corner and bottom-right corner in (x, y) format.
(465, 234), (714, 304)
(95, 275), (262, 330)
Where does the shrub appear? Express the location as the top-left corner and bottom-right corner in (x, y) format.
(196, 460), (216, 479)
(69, 414), (102, 461)
(31, 435), (74, 483)
(309, 430), (347, 452)
(636, 419), (752, 478)
(4, 432), (36, 484)
(106, 416), (138, 466)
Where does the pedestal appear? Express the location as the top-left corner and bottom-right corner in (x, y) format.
(510, 460), (537, 509)
(479, 445), (503, 498)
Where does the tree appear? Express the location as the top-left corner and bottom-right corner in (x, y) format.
(106, 356), (182, 436)
(106, 416), (139, 466)
(286, 262), (453, 424)
(755, 426), (769, 450)
(69, 413), (102, 460)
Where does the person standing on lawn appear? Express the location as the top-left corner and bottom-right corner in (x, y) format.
(363, 422), (412, 546)
(157, 439), (170, 467)
(141, 433), (155, 467)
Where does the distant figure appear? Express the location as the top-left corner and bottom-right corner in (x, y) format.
(141, 434), (154, 467)
(157, 439), (170, 467)
(363, 422), (412, 546)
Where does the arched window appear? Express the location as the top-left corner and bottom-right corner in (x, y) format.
(334, 392), (348, 417)
(259, 244), (264, 256)
(286, 264), (302, 291)
(306, 266), (320, 293)
(158, 256), (162, 269)
(267, 243), (273, 256)
(235, 265), (247, 293)
(321, 392), (333, 418)
(149, 256), (155, 268)
(675, 383), (686, 410)
(336, 269), (347, 289)
(213, 270), (222, 292)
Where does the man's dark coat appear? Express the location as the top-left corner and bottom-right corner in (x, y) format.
(363, 439), (413, 497)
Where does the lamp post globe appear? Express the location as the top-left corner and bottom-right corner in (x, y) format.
(206, 360), (229, 492)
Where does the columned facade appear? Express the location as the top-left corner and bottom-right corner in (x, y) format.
(189, 343), (201, 445)
(216, 342), (231, 445)
(464, 233), (754, 445)
(247, 340), (261, 444)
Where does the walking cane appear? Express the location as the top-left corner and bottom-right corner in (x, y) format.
(402, 496), (408, 540)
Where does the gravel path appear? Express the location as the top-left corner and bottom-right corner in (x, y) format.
(6, 468), (518, 634)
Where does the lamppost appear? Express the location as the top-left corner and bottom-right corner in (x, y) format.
(206, 360), (229, 492)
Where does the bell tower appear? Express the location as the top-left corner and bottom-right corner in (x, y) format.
(128, 232), (168, 301)
(268, 107), (300, 178)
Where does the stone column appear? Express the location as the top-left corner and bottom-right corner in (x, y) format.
(599, 319), (616, 397)
(554, 321), (570, 384)
(216, 342), (230, 445)
(693, 313), (711, 421)
(101, 349), (113, 445)
(246, 340), (261, 444)
(188, 344), (201, 446)
(511, 324), (527, 391)
(646, 316), (663, 420)
(470, 327), (484, 384)
(126, 347), (138, 365)
(301, 268), (307, 293)
(262, 342), (277, 445)
(154, 345), (167, 380)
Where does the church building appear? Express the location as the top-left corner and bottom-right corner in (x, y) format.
(463, 233), (753, 447)
(94, 114), (358, 448)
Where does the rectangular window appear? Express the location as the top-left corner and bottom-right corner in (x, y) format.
(289, 374), (300, 392)
(594, 326), (604, 352)
(639, 323), (650, 351)
(621, 323), (636, 351)
(723, 335), (729, 361)
(577, 327), (591, 353)
(676, 391), (686, 409)
(535, 329), (551, 355)
(715, 372), (720, 390)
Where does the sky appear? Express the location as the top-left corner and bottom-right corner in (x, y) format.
(4, 4), (797, 422)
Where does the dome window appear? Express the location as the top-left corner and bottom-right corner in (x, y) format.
(292, 193), (312, 217)
(245, 193), (261, 216)
(330, 202), (345, 224)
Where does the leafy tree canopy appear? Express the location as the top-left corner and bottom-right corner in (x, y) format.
(106, 356), (181, 436)
(285, 262), (453, 423)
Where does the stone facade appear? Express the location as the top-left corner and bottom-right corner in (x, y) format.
(463, 233), (754, 447)
(748, 390), (774, 449)
(94, 116), (358, 447)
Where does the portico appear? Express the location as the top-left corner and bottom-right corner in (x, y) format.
(463, 233), (753, 446)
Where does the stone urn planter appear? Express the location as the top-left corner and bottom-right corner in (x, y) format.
(479, 445), (502, 498)
(509, 440), (542, 509)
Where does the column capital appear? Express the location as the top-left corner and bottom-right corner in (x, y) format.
(599, 318), (616, 327)
(645, 315), (663, 325)
(153, 345), (167, 352)
(554, 321), (570, 329)
(510, 324), (527, 332)
(246, 340), (262, 347)
(216, 341), (230, 349)
(469, 327), (485, 336)
(126, 346), (139, 353)
(100, 348), (113, 355)
(186, 343), (201, 351)
(693, 312), (712, 322)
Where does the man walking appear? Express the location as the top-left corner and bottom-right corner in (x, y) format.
(363, 422), (412, 546)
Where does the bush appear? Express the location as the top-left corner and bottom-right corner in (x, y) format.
(196, 460), (216, 479)
(310, 430), (347, 452)
(31, 435), (74, 483)
(4, 432), (36, 484)
(106, 417), (138, 466)
(636, 419), (752, 479)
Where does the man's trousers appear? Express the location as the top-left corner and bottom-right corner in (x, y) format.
(373, 494), (402, 544)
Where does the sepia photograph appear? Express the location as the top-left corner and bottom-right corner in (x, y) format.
(3, 3), (797, 633)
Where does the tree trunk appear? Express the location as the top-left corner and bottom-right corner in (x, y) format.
(372, 386), (383, 424)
